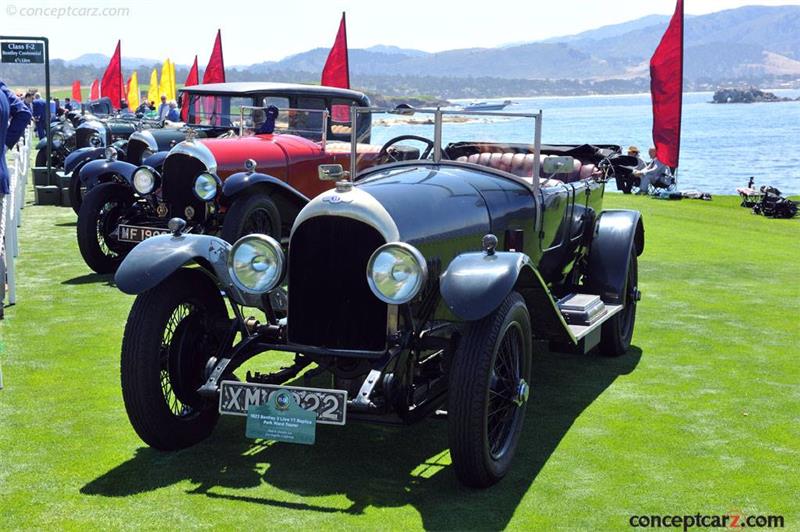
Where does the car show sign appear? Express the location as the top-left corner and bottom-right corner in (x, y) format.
(245, 389), (317, 445)
(1, 41), (44, 64)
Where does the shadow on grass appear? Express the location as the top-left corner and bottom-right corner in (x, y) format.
(54, 221), (77, 227)
(62, 273), (116, 286)
(82, 346), (641, 529)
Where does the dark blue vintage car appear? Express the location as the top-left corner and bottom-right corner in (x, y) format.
(112, 108), (644, 488)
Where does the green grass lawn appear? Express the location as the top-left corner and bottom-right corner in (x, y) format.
(1, 184), (798, 530)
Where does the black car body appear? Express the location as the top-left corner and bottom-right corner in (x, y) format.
(112, 108), (644, 488)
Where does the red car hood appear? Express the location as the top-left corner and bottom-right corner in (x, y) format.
(199, 134), (323, 179)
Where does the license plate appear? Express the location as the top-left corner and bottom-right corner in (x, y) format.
(117, 224), (171, 243)
(219, 381), (347, 425)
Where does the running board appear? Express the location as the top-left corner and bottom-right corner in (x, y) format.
(551, 292), (624, 354)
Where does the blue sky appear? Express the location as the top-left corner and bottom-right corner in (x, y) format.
(1, 0), (798, 65)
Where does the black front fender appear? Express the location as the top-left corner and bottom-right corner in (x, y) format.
(79, 159), (137, 189)
(142, 150), (168, 172)
(64, 147), (105, 174)
(114, 233), (259, 307)
(584, 209), (644, 304)
(440, 251), (534, 322)
(221, 171), (309, 205)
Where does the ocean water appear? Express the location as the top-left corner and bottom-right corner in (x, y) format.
(370, 90), (800, 195)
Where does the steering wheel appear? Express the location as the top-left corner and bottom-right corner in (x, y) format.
(378, 135), (435, 162)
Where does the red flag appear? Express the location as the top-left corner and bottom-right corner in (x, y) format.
(181, 55), (199, 122)
(71, 80), (82, 102)
(90, 79), (100, 100)
(321, 12), (350, 89)
(202, 30), (226, 83)
(650, 0), (683, 169)
(101, 40), (123, 108)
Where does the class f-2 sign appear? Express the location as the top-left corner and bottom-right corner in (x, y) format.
(1, 42), (44, 64)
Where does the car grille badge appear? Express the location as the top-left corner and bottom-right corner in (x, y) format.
(156, 203), (168, 217)
(185, 206), (195, 219)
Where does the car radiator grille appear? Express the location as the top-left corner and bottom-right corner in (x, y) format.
(161, 153), (208, 222)
(288, 216), (387, 351)
(126, 139), (147, 165)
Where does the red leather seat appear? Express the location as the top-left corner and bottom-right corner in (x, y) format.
(456, 152), (596, 185)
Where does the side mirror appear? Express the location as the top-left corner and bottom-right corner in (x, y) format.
(542, 156), (576, 175)
(318, 163), (349, 181)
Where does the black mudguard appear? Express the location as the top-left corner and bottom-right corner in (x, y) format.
(221, 171), (309, 205)
(584, 209), (644, 304)
(142, 151), (168, 172)
(79, 158), (137, 189)
(114, 233), (259, 308)
(440, 251), (534, 321)
(64, 147), (105, 175)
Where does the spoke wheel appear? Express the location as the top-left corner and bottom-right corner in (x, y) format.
(600, 251), (639, 356)
(76, 182), (134, 273)
(220, 193), (281, 244)
(448, 291), (532, 488)
(121, 269), (229, 450)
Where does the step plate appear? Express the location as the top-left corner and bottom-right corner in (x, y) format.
(568, 304), (624, 340)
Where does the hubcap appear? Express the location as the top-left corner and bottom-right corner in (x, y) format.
(512, 379), (529, 406)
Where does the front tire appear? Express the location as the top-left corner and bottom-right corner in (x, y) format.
(220, 193), (281, 244)
(599, 252), (639, 356)
(121, 269), (228, 450)
(448, 291), (533, 488)
(68, 171), (85, 214)
(76, 182), (133, 274)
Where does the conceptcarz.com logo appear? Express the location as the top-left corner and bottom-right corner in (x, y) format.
(629, 511), (784, 530)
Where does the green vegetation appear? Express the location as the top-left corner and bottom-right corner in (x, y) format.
(1, 178), (798, 529)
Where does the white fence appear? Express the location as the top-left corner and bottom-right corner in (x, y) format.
(1, 125), (31, 390)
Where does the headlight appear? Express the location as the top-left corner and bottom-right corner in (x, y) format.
(89, 132), (103, 147)
(104, 147), (117, 161)
(132, 166), (157, 195)
(228, 235), (285, 294)
(367, 242), (428, 304)
(51, 132), (64, 148)
(193, 172), (219, 201)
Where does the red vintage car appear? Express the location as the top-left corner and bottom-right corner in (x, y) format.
(75, 84), (423, 273)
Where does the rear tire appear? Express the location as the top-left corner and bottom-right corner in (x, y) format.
(600, 252), (639, 356)
(121, 269), (227, 450)
(220, 193), (281, 244)
(448, 291), (532, 488)
(76, 182), (133, 274)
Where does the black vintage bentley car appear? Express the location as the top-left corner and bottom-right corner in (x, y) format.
(112, 109), (644, 488)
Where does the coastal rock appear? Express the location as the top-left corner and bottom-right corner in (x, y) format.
(712, 87), (795, 103)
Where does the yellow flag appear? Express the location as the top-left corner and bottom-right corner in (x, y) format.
(127, 71), (140, 110)
(169, 59), (176, 100)
(147, 68), (159, 106)
(159, 59), (171, 102)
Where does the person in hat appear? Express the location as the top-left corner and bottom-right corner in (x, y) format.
(627, 146), (646, 170)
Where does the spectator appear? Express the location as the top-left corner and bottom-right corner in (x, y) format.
(166, 100), (180, 122)
(135, 101), (150, 115)
(157, 95), (169, 121)
(627, 145), (646, 170)
(53, 98), (65, 118)
(120, 98), (129, 111)
(64, 97), (73, 111)
(148, 100), (156, 111)
(31, 92), (47, 139)
(633, 147), (671, 195)
(23, 92), (33, 112)
(0, 79), (33, 316)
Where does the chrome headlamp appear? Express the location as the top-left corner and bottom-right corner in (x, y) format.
(104, 146), (117, 161)
(132, 166), (158, 195)
(193, 172), (220, 201)
(228, 235), (285, 294)
(51, 131), (65, 149)
(367, 242), (428, 304)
